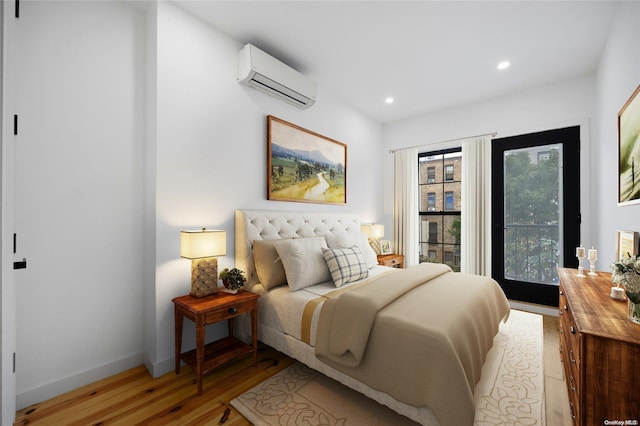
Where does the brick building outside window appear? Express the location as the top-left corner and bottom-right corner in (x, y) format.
(418, 148), (462, 271)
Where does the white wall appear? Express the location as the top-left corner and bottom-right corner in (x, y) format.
(594, 1), (640, 264)
(149, 1), (383, 375)
(382, 75), (596, 263)
(1, 0), (383, 417)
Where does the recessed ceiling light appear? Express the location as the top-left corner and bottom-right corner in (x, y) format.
(497, 61), (510, 70)
(385, 97), (394, 104)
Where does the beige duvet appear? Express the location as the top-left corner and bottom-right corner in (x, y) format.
(314, 263), (510, 426)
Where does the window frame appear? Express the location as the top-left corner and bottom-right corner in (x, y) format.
(418, 147), (462, 271)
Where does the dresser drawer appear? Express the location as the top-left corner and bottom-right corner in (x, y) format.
(559, 284), (581, 425)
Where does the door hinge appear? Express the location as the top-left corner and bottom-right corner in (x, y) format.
(13, 233), (17, 254)
(13, 353), (16, 373)
(14, 114), (18, 135)
(15, 0), (19, 18)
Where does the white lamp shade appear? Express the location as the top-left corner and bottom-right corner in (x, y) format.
(361, 223), (384, 239)
(180, 229), (226, 259)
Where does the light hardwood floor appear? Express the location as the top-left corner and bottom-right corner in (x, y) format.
(16, 315), (571, 425)
(543, 315), (573, 425)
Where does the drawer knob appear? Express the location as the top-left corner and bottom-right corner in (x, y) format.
(570, 326), (576, 334)
(563, 305), (568, 311)
(228, 307), (238, 315)
(560, 290), (564, 296)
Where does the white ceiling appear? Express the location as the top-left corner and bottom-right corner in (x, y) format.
(174, 1), (620, 124)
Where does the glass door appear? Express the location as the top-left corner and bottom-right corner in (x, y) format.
(491, 127), (580, 306)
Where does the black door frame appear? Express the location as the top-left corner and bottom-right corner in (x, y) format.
(491, 126), (581, 307)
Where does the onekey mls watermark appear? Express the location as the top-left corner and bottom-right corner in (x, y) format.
(604, 420), (638, 425)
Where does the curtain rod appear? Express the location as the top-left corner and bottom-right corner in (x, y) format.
(388, 131), (498, 154)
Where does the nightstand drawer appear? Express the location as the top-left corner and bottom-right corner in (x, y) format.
(377, 254), (404, 268)
(205, 298), (254, 323)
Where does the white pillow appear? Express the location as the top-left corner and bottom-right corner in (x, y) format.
(253, 239), (288, 290)
(325, 232), (378, 269)
(274, 237), (332, 291)
(322, 246), (369, 287)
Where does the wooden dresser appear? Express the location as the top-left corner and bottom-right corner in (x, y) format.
(557, 267), (640, 425)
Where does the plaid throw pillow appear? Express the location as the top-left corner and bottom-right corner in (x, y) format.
(322, 246), (369, 287)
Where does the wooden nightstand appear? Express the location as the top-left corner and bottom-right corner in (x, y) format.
(173, 290), (259, 395)
(377, 253), (404, 268)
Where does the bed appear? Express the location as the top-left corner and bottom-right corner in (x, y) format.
(234, 209), (511, 426)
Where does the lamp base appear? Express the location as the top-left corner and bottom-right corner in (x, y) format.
(190, 257), (218, 298)
(369, 238), (382, 255)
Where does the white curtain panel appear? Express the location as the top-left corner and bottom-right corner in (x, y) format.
(393, 147), (420, 267)
(461, 136), (492, 276)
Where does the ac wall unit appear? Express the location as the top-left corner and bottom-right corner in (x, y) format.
(237, 43), (317, 109)
(427, 178), (436, 183)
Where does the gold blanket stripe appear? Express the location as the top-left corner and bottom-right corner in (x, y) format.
(300, 270), (397, 345)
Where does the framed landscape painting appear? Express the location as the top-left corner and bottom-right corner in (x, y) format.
(267, 115), (347, 204)
(618, 84), (640, 206)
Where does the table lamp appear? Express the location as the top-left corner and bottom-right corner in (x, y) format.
(361, 223), (384, 254)
(180, 228), (226, 297)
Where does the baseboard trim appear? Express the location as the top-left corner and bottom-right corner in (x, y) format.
(144, 353), (175, 379)
(509, 300), (558, 317)
(16, 352), (143, 410)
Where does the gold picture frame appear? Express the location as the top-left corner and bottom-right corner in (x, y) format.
(618, 84), (640, 206)
(267, 115), (347, 204)
(615, 230), (639, 260)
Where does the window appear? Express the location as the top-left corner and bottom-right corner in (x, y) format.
(427, 167), (436, 183)
(427, 192), (436, 211)
(445, 191), (454, 210)
(444, 251), (454, 264)
(428, 222), (438, 242)
(445, 164), (454, 181)
(537, 151), (550, 162)
(418, 148), (462, 271)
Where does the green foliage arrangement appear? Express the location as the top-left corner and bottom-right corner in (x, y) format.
(611, 256), (640, 321)
(219, 268), (246, 291)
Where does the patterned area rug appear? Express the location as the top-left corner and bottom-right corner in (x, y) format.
(231, 309), (543, 425)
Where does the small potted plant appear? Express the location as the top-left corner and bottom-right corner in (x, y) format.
(219, 267), (246, 293)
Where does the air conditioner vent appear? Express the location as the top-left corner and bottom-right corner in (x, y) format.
(237, 44), (317, 109)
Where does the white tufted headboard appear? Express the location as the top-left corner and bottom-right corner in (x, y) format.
(235, 209), (362, 289)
